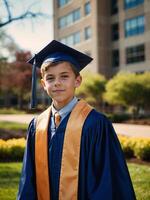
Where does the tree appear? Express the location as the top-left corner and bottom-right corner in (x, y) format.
(76, 71), (106, 108)
(9, 51), (33, 108)
(0, 51), (33, 108)
(0, 0), (47, 28)
(104, 72), (150, 117)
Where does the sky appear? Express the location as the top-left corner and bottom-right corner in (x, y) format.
(0, 0), (53, 54)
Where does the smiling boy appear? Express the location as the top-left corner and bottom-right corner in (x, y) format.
(17, 40), (136, 200)
(41, 61), (82, 110)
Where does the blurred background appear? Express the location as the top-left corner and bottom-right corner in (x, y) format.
(0, 0), (150, 200)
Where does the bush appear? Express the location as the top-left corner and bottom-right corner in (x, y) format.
(118, 136), (150, 162)
(106, 113), (131, 123)
(118, 136), (134, 158)
(0, 137), (150, 162)
(0, 138), (26, 162)
(134, 139), (150, 161)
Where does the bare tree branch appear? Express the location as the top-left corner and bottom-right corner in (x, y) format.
(0, 0), (50, 28)
(3, 0), (11, 20)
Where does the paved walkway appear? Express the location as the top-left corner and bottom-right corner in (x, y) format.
(0, 114), (150, 138)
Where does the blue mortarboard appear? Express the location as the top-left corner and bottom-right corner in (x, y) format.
(28, 40), (93, 108)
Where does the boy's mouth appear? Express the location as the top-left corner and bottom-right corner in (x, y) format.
(52, 89), (65, 93)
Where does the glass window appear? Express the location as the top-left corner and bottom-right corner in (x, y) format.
(126, 44), (145, 64)
(58, 0), (71, 7)
(125, 15), (145, 37)
(58, 8), (81, 29)
(111, 23), (119, 41)
(66, 35), (74, 46)
(73, 9), (81, 21)
(84, 2), (91, 15)
(59, 38), (66, 45)
(112, 50), (119, 67)
(59, 31), (81, 46)
(66, 13), (73, 26)
(111, 0), (118, 15)
(124, 0), (144, 10)
(84, 26), (92, 40)
(58, 16), (66, 29)
(74, 32), (80, 44)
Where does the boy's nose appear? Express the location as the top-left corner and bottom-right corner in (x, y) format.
(54, 78), (61, 86)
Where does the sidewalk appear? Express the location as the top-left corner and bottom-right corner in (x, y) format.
(0, 114), (150, 138)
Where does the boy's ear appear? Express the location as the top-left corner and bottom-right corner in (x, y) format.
(75, 75), (82, 88)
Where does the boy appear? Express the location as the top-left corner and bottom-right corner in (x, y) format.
(17, 40), (136, 200)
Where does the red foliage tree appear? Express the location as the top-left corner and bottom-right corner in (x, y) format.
(10, 51), (32, 108)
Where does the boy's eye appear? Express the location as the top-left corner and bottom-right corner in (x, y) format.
(61, 75), (69, 79)
(46, 77), (54, 81)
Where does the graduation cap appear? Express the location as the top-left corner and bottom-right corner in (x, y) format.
(28, 40), (93, 108)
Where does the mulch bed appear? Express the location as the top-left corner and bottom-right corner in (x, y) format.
(127, 158), (150, 166)
(0, 129), (26, 140)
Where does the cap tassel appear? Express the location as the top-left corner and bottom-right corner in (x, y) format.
(30, 55), (37, 109)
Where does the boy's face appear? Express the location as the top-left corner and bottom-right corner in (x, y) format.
(41, 62), (82, 110)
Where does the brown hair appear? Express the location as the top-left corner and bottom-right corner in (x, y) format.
(41, 61), (80, 78)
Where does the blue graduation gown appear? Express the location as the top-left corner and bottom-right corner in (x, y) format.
(17, 109), (136, 200)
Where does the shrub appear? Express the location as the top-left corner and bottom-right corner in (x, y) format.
(0, 138), (26, 162)
(134, 139), (150, 161)
(0, 137), (150, 162)
(118, 136), (134, 158)
(106, 113), (131, 123)
(118, 136), (150, 162)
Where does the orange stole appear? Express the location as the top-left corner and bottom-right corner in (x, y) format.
(35, 100), (93, 200)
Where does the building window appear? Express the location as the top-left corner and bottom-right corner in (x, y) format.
(59, 31), (81, 46)
(126, 44), (145, 64)
(111, 0), (118, 15)
(125, 15), (145, 37)
(58, 8), (81, 29)
(84, 2), (91, 15)
(112, 50), (119, 67)
(124, 0), (144, 9)
(58, 0), (71, 7)
(74, 32), (80, 44)
(84, 26), (92, 40)
(111, 23), (119, 41)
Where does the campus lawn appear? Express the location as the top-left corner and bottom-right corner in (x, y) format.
(0, 162), (149, 200)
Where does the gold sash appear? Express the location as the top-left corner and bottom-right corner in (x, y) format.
(35, 100), (93, 200)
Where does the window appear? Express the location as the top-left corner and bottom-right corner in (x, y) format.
(84, 26), (92, 40)
(126, 44), (145, 64)
(58, 8), (81, 29)
(58, 0), (71, 7)
(124, 0), (144, 9)
(84, 2), (91, 15)
(74, 32), (80, 44)
(111, 0), (118, 15)
(73, 9), (81, 21)
(111, 23), (119, 41)
(112, 50), (119, 67)
(59, 32), (81, 46)
(125, 15), (145, 37)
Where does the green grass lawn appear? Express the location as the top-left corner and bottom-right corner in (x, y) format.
(0, 162), (149, 200)
(0, 121), (27, 131)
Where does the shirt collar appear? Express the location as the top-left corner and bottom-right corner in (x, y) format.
(51, 97), (78, 119)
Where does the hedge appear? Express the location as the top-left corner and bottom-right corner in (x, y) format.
(0, 136), (150, 162)
(0, 138), (25, 162)
(118, 136), (150, 161)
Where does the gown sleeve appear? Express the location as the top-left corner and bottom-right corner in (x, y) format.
(17, 118), (37, 200)
(79, 111), (136, 200)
